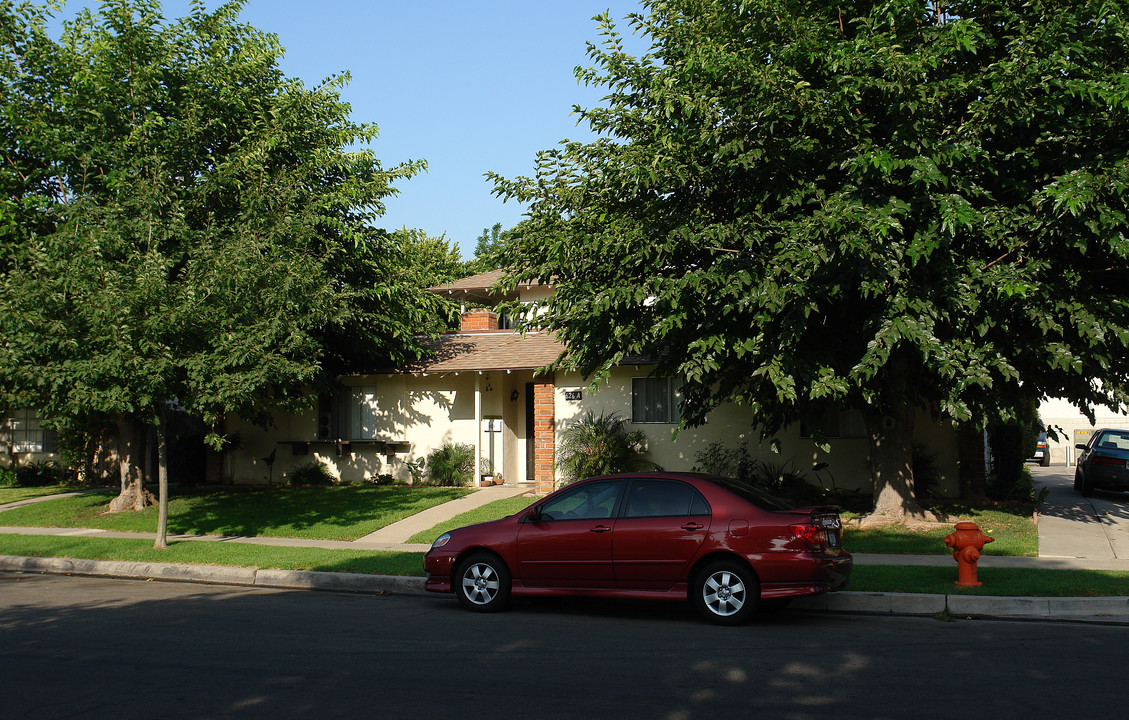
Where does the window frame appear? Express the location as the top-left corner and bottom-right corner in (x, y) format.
(631, 376), (682, 425)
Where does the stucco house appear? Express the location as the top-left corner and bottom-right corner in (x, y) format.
(218, 270), (964, 496)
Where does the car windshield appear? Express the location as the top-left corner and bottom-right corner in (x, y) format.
(1096, 431), (1129, 451)
(709, 476), (794, 511)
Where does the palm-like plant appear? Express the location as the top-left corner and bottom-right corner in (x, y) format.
(556, 411), (649, 486)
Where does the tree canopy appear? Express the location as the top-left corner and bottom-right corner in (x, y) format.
(492, 0), (1129, 518)
(0, 0), (450, 517)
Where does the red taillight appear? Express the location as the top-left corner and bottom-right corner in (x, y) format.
(789, 523), (827, 546)
(1093, 456), (1125, 467)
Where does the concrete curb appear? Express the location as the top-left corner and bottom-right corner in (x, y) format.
(0, 555), (427, 597)
(4, 554), (1126, 623)
(793, 589), (1129, 624)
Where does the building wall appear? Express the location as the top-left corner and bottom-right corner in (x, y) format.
(225, 371), (534, 485)
(553, 368), (961, 496)
(1039, 397), (1129, 466)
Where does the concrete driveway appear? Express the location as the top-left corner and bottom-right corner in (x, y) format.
(1032, 465), (1129, 562)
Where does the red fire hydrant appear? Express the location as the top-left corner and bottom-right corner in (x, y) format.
(944, 521), (994, 587)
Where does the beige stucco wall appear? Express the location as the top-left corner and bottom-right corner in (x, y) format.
(224, 370), (537, 485)
(1039, 397), (1129, 466)
(554, 368), (961, 496)
(226, 361), (959, 496)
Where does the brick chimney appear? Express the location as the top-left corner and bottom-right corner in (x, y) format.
(461, 310), (499, 331)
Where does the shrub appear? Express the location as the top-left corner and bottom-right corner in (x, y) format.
(0, 466), (17, 487)
(284, 461), (334, 486)
(692, 440), (757, 482)
(556, 411), (649, 486)
(426, 443), (476, 486)
(15, 460), (66, 487)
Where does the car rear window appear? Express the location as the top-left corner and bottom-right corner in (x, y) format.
(709, 476), (794, 511)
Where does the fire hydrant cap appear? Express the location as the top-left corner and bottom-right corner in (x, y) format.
(954, 521), (979, 530)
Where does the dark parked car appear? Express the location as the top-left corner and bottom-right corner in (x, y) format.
(424, 472), (852, 625)
(1027, 431), (1050, 467)
(1075, 429), (1129, 496)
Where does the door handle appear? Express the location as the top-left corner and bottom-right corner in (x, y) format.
(590, 525), (611, 534)
(681, 522), (704, 531)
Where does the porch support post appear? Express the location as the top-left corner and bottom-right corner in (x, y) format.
(474, 373), (482, 487)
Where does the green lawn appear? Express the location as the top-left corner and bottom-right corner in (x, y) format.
(0, 485), (471, 541)
(407, 495), (538, 544)
(849, 565), (1129, 597)
(6, 484), (1111, 598)
(3, 535), (1127, 597)
(0, 485), (91, 505)
(842, 504), (1038, 557)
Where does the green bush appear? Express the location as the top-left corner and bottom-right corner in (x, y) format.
(426, 443), (475, 486)
(556, 411), (649, 486)
(0, 466), (17, 487)
(284, 461), (334, 486)
(14, 460), (66, 486)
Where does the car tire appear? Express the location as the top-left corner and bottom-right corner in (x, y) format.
(692, 559), (758, 626)
(1074, 476), (1092, 498)
(1040, 453), (1050, 468)
(1076, 471), (1093, 497)
(454, 552), (511, 613)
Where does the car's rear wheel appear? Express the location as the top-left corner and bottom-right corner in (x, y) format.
(454, 552), (511, 612)
(692, 559), (758, 625)
(1076, 471), (1093, 497)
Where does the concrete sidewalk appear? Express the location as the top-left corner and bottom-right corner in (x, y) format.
(2, 472), (1128, 623)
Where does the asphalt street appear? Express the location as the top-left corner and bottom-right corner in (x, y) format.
(2, 572), (1125, 720)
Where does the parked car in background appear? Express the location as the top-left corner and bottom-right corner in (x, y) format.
(1074, 429), (1129, 496)
(424, 472), (852, 625)
(1027, 431), (1050, 467)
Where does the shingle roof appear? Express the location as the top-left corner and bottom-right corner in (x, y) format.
(428, 270), (549, 305)
(407, 331), (565, 373)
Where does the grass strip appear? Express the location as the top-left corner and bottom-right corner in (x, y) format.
(0, 485), (89, 505)
(4, 536), (1127, 598)
(848, 564), (1129, 597)
(843, 505), (1038, 557)
(0, 534), (425, 576)
(0, 486), (471, 541)
(407, 495), (538, 544)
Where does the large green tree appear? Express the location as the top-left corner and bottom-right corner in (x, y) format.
(492, 0), (1129, 520)
(0, 0), (447, 541)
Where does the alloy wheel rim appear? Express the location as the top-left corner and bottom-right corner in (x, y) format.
(462, 563), (500, 605)
(703, 570), (746, 616)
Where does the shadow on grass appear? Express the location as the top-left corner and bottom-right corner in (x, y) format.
(161, 486), (468, 540)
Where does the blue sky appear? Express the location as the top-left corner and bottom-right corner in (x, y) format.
(50, 0), (649, 257)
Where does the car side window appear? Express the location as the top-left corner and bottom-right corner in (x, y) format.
(537, 481), (624, 521)
(624, 480), (710, 518)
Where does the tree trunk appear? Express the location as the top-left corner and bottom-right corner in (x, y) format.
(862, 355), (931, 524)
(154, 411), (169, 549)
(107, 415), (155, 513)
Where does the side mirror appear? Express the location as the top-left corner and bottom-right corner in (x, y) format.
(525, 506), (542, 523)
(1075, 444), (1088, 451)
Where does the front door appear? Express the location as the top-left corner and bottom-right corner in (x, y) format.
(516, 480), (625, 588)
(613, 479), (711, 590)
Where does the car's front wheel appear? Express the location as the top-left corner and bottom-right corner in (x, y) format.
(454, 552), (511, 612)
(692, 559), (758, 625)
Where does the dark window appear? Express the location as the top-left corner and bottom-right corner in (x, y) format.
(1, 409), (56, 453)
(538, 481), (624, 521)
(631, 377), (681, 424)
(800, 407), (866, 439)
(624, 480), (709, 518)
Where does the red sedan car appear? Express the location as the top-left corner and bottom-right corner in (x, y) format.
(424, 472), (852, 624)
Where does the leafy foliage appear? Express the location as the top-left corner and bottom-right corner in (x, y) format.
(425, 442), (476, 486)
(492, 0), (1129, 517)
(556, 411), (649, 486)
(284, 461), (335, 487)
(0, 1), (446, 488)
